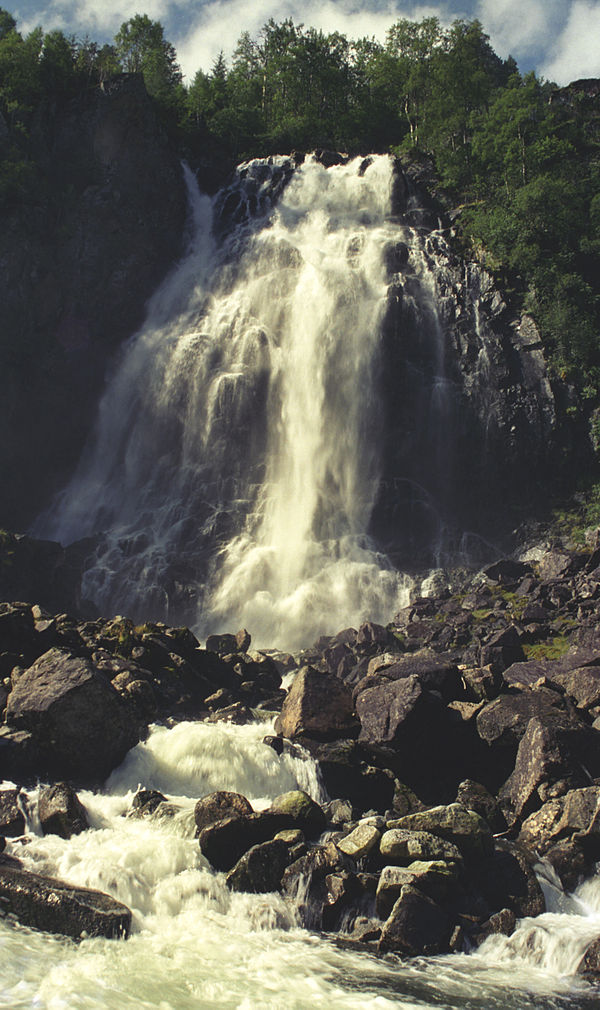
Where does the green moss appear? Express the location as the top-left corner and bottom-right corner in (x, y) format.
(523, 635), (570, 661)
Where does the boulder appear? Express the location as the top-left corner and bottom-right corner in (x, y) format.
(226, 838), (290, 893)
(379, 828), (462, 865)
(455, 779), (507, 834)
(499, 715), (596, 826)
(475, 689), (568, 784)
(129, 789), (168, 818)
(281, 840), (353, 930)
(577, 937), (600, 981)
(198, 811), (293, 872)
(268, 790), (326, 838)
(337, 823), (381, 859)
(388, 803), (494, 860)
(0, 861), (131, 939)
(479, 625), (524, 674)
(354, 650), (461, 702)
(194, 791), (253, 834)
(39, 783), (89, 838)
(298, 738), (396, 813)
(274, 668), (357, 741)
(472, 840), (545, 919)
(378, 885), (452, 956)
(519, 786), (600, 856)
(5, 648), (139, 783)
(376, 861), (459, 919)
(0, 789), (25, 837)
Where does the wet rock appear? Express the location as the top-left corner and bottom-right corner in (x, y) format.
(0, 789), (25, 837)
(0, 862), (131, 939)
(472, 907), (516, 946)
(194, 791), (253, 834)
(378, 885), (452, 956)
(281, 840), (353, 930)
(300, 738), (396, 813)
(207, 702), (254, 724)
(198, 811), (294, 872)
(544, 837), (588, 892)
(5, 648), (139, 783)
(577, 937), (600, 980)
(268, 790), (326, 838)
(226, 838), (291, 893)
(130, 789), (168, 818)
(388, 803), (494, 860)
(39, 783), (89, 839)
(274, 668), (357, 741)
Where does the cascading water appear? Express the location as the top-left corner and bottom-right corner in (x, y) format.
(3, 721), (600, 1010)
(34, 154), (467, 649)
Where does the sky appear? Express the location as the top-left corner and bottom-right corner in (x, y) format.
(10, 0), (600, 86)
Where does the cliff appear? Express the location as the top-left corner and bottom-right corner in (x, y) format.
(0, 74), (187, 530)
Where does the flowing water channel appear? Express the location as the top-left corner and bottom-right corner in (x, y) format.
(2, 719), (600, 1009)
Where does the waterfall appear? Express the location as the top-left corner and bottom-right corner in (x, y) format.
(35, 154), (466, 649)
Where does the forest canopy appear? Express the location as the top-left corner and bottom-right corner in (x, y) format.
(0, 7), (598, 401)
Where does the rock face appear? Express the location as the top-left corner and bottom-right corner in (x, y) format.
(373, 166), (577, 560)
(0, 860), (131, 939)
(0, 74), (187, 530)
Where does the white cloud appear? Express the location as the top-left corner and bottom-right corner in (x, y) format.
(173, 1), (453, 79)
(476, 0), (566, 60)
(541, 0), (600, 84)
(17, 0), (172, 37)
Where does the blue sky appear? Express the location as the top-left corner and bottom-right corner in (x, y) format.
(10, 0), (600, 85)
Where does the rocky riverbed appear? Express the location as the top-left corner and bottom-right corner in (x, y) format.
(2, 541), (600, 981)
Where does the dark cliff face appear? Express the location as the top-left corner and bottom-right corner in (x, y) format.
(371, 160), (581, 567)
(0, 74), (187, 530)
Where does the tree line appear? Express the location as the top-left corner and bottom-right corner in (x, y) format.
(0, 8), (598, 403)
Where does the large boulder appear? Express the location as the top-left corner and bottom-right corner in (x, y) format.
(226, 838), (291, 893)
(5, 648), (139, 783)
(389, 803), (494, 861)
(379, 828), (462, 865)
(0, 861), (131, 939)
(39, 783), (89, 839)
(274, 668), (357, 740)
(376, 861), (459, 919)
(194, 791), (253, 834)
(353, 650), (461, 702)
(0, 789), (25, 837)
(519, 786), (600, 857)
(268, 790), (326, 838)
(499, 715), (599, 826)
(198, 811), (293, 872)
(378, 885), (452, 955)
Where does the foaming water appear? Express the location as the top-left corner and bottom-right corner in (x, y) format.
(2, 722), (600, 1009)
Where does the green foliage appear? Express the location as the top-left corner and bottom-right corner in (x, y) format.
(0, 5), (597, 404)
